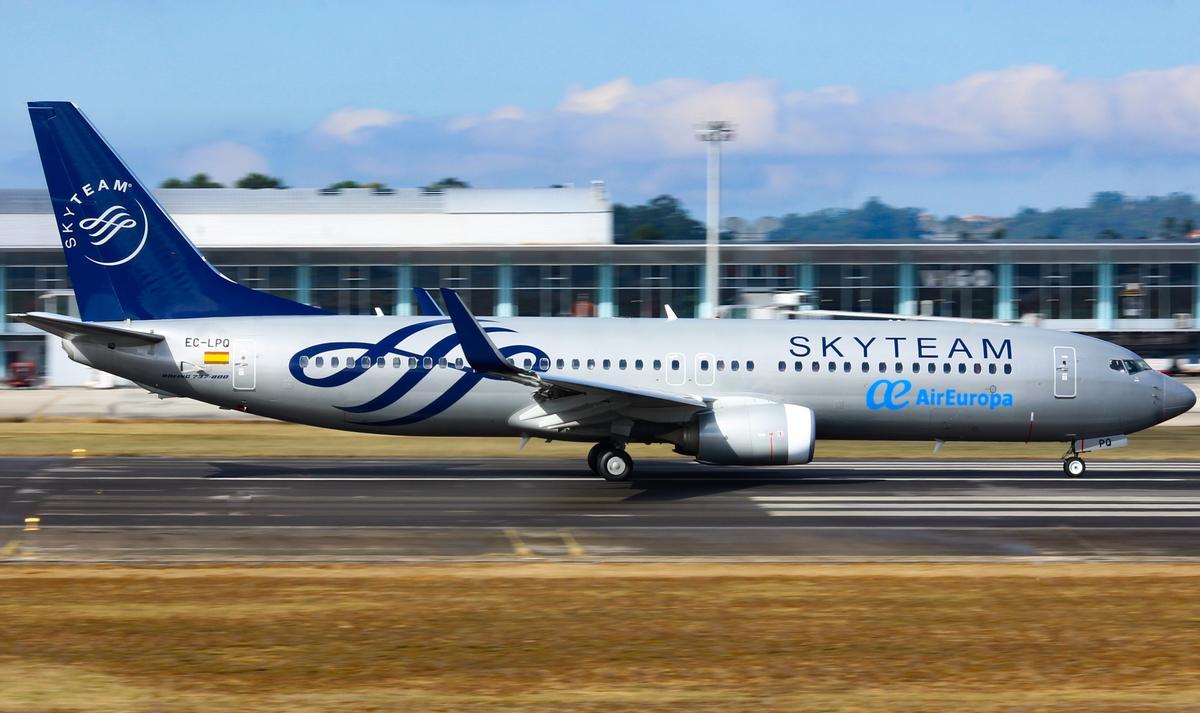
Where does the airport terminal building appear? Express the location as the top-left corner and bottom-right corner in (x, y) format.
(2, 184), (1200, 383)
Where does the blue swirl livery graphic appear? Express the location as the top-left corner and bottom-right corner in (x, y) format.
(289, 319), (547, 425)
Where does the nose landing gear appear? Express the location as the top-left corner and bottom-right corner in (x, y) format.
(1061, 442), (1086, 477)
(587, 441), (634, 481)
(1063, 456), (1086, 478)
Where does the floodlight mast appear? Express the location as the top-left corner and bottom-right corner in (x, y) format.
(695, 121), (735, 318)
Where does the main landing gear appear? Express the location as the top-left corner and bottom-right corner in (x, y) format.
(1062, 443), (1086, 478)
(588, 441), (634, 481)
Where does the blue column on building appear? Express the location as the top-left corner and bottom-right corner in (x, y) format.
(898, 262), (916, 316)
(996, 262), (1014, 321)
(1194, 263), (1200, 325)
(598, 263), (614, 318)
(396, 264), (411, 316)
(1097, 260), (1114, 329)
(797, 263), (814, 292)
(296, 263), (312, 308)
(496, 263), (514, 317)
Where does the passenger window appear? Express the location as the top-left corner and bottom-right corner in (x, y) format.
(556, 358), (565, 369)
(299, 356), (310, 368)
(912, 362), (919, 373)
(926, 363), (935, 374)
(861, 362), (869, 373)
(716, 360), (725, 371)
(438, 357), (447, 368)
(878, 362), (886, 373)
(895, 362), (903, 373)
(636, 359), (645, 370)
(731, 361), (740, 372)
(603, 359), (611, 370)
(572, 359), (580, 369)
(314, 356), (324, 368)
(795, 361), (804, 372)
(942, 363), (951, 374)
(700, 359), (710, 371)
(392, 357), (401, 368)
(619, 359), (628, 370)
(408, 357), (418, 369)
(422, 356), (434, 369)
(988, 363), (996, 374)
(331, 356), (340, 368)
(828, 361), (836, 372)
(747, 361), (755, 372)
(523, 358), (533, 369)
(1003, 363), (1012, 374)
(376, 356), (385, 368)
(360, 356), (371, 369)
(842, 362), (851, 373)
(670, 359), (680, 370)
(653, 359), (662, 370)
(812, 361), (820, 372)
(778, 361), (786, 372)
(957, 363), (966, 374)
(973, 363), (982, 374)
(538, 357), (550, 371)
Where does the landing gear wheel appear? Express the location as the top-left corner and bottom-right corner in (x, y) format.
(1063, 456), (1086, 478)
(587, 442), (613, 476)
(598, 449), (634, 482)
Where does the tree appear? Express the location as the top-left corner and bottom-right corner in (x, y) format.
(613, 194), (705, 242)
(423, 177), (470, 191)
(325, 180), (361, 190)
(159, 173), (223, 189)
(235, 173), (286, 189)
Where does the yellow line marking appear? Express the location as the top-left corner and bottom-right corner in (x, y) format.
(23, 516), (40, 532)
(0, 537), (21, 559)
(504, 528), (533, 557)
(559, 529), (585, 558)
(71, 448), (87, 458)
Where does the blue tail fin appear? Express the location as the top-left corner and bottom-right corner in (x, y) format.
(413, 287), (444, 316)
(27, 101), (325, 321)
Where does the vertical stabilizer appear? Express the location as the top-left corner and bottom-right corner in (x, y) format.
(27, 101), (326, 321)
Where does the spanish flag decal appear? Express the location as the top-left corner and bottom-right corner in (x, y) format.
(203, 351), (230, 365)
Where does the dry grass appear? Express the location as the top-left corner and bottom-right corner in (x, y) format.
(0, 419), (1198, 460)
(0, 563), (1198, 712)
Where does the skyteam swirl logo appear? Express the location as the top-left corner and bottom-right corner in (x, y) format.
(81, 200), (149, 267)
(289, 319), (547, 426)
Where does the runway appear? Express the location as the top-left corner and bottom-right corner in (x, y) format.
(3, 457), (1200, 562)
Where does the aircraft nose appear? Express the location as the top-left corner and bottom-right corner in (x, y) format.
(1163, 376), (1197, 421)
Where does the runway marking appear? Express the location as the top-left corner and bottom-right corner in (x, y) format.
(559, 529), (586, 558)
(504, 528), (533, 558)
(766, 510), (1200, 517)
(752, 496), (1200, 503)
(0, 536), (21, 559)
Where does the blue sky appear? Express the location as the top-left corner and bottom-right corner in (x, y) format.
(4, 0), (1200, 217)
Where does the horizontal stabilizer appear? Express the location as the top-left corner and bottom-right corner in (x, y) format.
(11, 312), (164, 346)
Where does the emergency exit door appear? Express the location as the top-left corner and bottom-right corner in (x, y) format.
(1053, 346), (1076, 398)
(232, 339), (256, 391)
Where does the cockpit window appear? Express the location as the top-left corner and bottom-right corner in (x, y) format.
(1123, 359), (1153, 374)
(1110, 359), (1126, 372)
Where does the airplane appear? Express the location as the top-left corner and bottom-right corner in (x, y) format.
(13, 101), (1197, 480)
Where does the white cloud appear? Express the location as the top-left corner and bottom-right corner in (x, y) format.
(177, 141), (268, 184)
(316, 107), (408, 143)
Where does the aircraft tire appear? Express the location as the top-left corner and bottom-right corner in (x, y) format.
(598, 449), (634, 482)
(1063, 456), (1086, 478)
(587, 441), (613, 476)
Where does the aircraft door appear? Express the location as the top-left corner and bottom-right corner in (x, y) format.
(695, 353), (715, 386)
(1053, 346), (1076, 398)
(233, 339), (256, 391)
(665, 352), (686, 386)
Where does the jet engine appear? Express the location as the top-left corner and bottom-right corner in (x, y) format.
(672, 403), (815, 465)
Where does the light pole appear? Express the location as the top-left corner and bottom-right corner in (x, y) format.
(695, 121), (734, 318)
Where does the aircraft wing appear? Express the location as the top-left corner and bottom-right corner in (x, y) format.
(412, 287), (444, 316)
(439, 288), (708, 415)
(11, 312), (164, 346)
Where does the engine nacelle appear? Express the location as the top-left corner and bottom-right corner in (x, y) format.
(673, 403), (815, 465)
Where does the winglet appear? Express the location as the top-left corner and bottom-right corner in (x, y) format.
(413, 287), (444, 316)
(439, 288), (527, 379)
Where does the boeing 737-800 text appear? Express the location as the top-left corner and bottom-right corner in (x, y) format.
(14, 102), (1196, 479)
